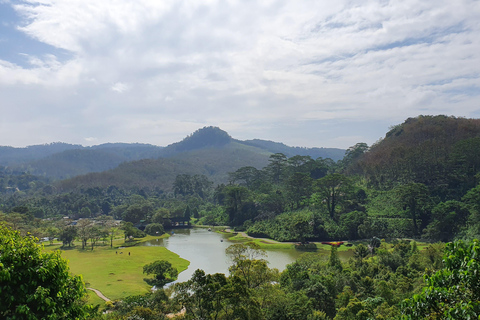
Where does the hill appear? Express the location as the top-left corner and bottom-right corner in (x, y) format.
(353, 115), (480, 198)
(56, 141), (272, 191)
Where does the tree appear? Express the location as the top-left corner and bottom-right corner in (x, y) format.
(266, 153), (288, 184)
(395, 183), (430, 235)
(226, 243), (279, 289)
(341, 142), (369, 173)
(285, 172), (313, 209)
(0, 224), (95, 319)
(59, 225), (77, 247)
(88, 224), (102, 250)
(76, 219), (92, 250)
(143, 260), (178, 288)
(144, 223), (165, 236)
(184, 205), (192, 220)
(229, 166), (262, 189)
(315, 173), (353, 219)
(105, 217), (119, 248)
(122, 221), (145, 240)
(402, 239), (480, 319)
(46, 226), (59, 245)
(174, 269), (260, 319)
(224, 185), (250, 226)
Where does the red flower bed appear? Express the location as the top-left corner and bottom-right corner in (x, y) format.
(321, 241), (344, 247)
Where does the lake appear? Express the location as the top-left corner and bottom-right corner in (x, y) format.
(140, 228), (305, 283)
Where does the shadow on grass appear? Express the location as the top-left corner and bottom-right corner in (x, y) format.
(295, 243), (318, 251)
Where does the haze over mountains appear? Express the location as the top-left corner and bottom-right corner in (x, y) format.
(0, 127), (345, 182)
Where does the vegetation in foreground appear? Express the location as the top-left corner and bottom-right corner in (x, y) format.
(95, 240), (479, 319)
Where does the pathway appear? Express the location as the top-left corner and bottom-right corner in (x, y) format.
(87, 288), (110, 302)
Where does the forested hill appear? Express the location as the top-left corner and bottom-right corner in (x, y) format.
(351, 115), (480, 198)
(56, 142), (272, 191)
(0, 126), (345, 180)
(0, 143), (164, 180)
(160, 126), (345, 160)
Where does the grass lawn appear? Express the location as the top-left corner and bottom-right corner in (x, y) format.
(44, 236), (189, 302)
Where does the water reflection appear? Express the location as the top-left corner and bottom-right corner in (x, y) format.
(141, 228), (354, 284)
(140, 228), (302, 283)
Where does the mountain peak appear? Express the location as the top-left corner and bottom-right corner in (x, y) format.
(167, 126), (232, 152)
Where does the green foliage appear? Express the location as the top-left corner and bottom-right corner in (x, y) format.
(122, 221), (146, 240)
(144, 223), (165, 236)
(314, 173), (354, 219)
(246, 209), (316, 242)
(0, 224), (95, 319)
(143, 260), (178, 288)
(59, 225), (77, 247)
(402, 239), (480, 319)
(174, 269), (261, 320)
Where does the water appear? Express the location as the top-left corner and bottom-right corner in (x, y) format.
(140, 228), (304, 283)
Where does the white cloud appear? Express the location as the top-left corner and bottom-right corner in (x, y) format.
(0, 0), (479, 148)
(111, 82), (129, 93)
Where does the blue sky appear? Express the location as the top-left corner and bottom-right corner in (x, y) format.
(1, 0), (480, 149)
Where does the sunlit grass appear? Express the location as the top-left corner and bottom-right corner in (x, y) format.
(44, 235), (189, 301)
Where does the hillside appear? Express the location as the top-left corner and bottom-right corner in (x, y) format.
(56, 141), (272, 191)
(353, 115), (480, 198)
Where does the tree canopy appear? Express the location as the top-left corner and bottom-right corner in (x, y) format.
(0, 224), (94, 319)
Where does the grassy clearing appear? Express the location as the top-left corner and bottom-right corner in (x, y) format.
(44, 235), (189, 302)
(219, 229), (358, 251)
(85, 290), (107, 307)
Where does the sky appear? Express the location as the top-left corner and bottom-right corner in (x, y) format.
(1, 0), (480, 149)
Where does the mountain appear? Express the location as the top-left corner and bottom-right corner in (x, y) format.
(0, 142), (82, 166)
(0, 143), (164, 179)
(0, 127), (345, 180)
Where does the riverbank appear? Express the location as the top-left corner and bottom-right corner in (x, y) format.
(218, 228), (357, 252)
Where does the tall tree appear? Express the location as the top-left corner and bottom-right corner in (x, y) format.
(0, 224), (95, 319)
(285, 172), (313, 209)
(315, 173), (353, 219)
(395, 183), (430, 235)
(265, 153), (288, 184)
(143, 260), (178, 288)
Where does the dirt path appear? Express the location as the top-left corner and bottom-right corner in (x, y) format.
(166, 308), (186, 318)
(87, 288), (111, 302)
(87, 287), (186, 318)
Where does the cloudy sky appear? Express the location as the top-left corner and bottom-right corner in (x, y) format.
(1, 0), (479, 149)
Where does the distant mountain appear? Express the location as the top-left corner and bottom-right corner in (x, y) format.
(160, 126), (345, 160)
(239, 139), (345, 160)
(0, 143), (164, 179)
(56, 141), (272, 191)
(161, 126), (232, 155)
(0, 126), (345, 181)
(0, 142), (82, 166)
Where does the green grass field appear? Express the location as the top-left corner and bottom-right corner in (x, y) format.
(44, 235), (189, 303)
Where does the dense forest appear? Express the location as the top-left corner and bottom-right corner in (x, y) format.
(2, 115), (480, 319)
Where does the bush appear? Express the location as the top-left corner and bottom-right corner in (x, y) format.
(144, 223), (165, 236)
